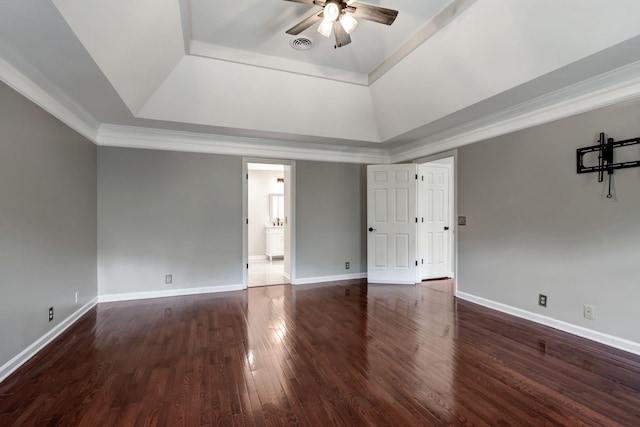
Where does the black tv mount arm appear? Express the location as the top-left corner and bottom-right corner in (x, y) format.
(576, 132), (640, 198)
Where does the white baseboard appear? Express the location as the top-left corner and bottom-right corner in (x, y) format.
(456, 291), (640, 356)
(248, 255), (267, 262)
(292, 272), (367, 285)
(98, 284), (245, 303)
(368, 279), (417, 285)
(0, 297), (98, 384)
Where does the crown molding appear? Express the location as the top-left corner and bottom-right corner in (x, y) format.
(0, 52), (99, 143)
(390, 59), (640, 163)
(98, 124), (389, 164)
(3, 43), (640, 167)
(95, 58), (640, 165)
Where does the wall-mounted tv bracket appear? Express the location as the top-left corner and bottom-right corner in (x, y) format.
(577, 132), (640, 198)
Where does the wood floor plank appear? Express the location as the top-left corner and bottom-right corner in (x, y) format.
(1, 279), (639, 426)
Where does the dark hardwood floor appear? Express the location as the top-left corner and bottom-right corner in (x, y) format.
(1, 279), (639, 426)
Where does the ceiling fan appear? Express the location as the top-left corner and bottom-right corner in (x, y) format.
(284, 0), (398, 48)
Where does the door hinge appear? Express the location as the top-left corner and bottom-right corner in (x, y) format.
(415, 260), (418, 266)
(415, 174), (418, 180)
(422, 175), (424, 181)
(421, 217), (424, 223)
(246, 263), (249, 269)
(421, 259), (424, 264)
(246, 173), (248, 179)
(246, 218), (249, 224)
(415, 217), (418, 223)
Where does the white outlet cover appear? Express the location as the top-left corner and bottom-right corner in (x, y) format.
(584, 305), (595, 319)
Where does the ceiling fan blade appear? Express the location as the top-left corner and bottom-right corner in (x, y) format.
(283, 0), (315, 5)
(333, 21), (351, 48)
(283, 0), (326, 5)
(286, 11), (323, 35)
(351, 3), (398, 25)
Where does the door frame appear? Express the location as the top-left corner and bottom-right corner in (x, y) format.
(242, 158), (296, 289)
(414, 150), (457, 290)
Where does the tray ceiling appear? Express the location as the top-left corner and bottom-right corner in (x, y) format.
(1, 0), (640, 161)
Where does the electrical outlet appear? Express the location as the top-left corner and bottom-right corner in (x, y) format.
(75, 291), (79, 304)
(345, 262), (350, 270)
(48, 307), (54, 322)
(538, 294), (547, 307)
(165, 274), (172, 284)
(584, 305), (595, 320)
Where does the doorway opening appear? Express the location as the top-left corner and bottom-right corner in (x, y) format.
(243, 159), (295, 288)
(417, 155), (455, 282)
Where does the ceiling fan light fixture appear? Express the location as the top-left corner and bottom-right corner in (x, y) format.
(317, 19), (333, 37)
(340, 13), (358, 34)
(324, 2), (340, 22)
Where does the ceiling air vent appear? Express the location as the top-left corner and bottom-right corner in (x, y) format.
(290, 37), (313, 51)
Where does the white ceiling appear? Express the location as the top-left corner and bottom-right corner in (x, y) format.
(1, 0), (640, 163)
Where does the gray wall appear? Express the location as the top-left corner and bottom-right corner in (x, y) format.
(296, 161), (367, 278)
(98, 147), (243, 295)
(458, 100), (640, 343)
(98, 151), (368, 292)
(0, 82), (97, 368)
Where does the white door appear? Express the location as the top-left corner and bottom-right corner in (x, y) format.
(367, 164), (418, 284)
(419, 164), (451, 280)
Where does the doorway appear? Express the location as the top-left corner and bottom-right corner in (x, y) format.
(365, 154), (455, 285)
(418, 156), (454, 281)
(243, 159), (296, 288)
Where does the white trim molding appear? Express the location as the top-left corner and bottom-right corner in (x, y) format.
(98, 125), (389, 165)
(456, 292), (640, 357)
(99, 59), (640, 166)
(0, 298), (98, 384)
(0, 52), (99, 143)
(391, 59), (640, 163)
(98, 284), (245, 303)
(4, 43), (640, 167)
(292, 272), (367, 285)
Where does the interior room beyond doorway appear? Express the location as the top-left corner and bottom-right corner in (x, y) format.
(247, 162), (289, 287)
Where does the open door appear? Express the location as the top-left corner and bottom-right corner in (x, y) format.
(419, 163), (452, 280)
(367, 164), (418, 284)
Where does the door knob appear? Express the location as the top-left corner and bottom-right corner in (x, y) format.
(368, 227), (377, 232)
(444, 226), (450, 231)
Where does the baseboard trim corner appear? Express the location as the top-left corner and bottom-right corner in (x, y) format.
(456, 291), (640, 356)
(98, 284), (246, 303)
(0, 297), (98, 384)
(292, 272), (367, 286)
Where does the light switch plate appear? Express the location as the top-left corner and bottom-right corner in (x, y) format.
(458, 216), (467, 226)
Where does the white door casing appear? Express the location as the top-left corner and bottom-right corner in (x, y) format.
(419, 164), (451, 280)
(367, 164), (418, 285)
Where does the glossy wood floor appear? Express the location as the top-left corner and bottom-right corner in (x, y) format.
(1, 280), (639, 426)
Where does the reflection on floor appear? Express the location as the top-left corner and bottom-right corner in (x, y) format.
(248, 258), (286, 287)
